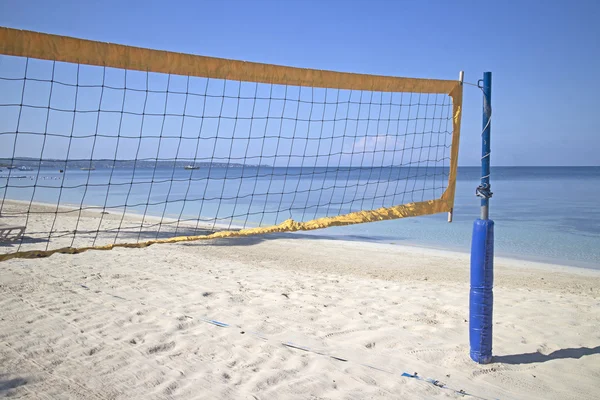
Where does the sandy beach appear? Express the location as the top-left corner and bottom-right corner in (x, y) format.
(2, 1), (600, 398)
(1, 202), (600, 399)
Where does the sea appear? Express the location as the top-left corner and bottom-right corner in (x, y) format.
(1, 166), (599, 269)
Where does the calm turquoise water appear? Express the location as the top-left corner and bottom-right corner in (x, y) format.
(2, 166), (599, 268)
(312, 167), (600, 269)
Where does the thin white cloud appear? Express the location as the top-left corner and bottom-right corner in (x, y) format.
(348, 134), (397, 154)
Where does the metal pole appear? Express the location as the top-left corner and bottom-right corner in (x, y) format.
(469, 72), (493, 364)
(480, 72), (492, 220)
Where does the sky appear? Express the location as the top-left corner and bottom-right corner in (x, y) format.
(1, 0), (599, 166)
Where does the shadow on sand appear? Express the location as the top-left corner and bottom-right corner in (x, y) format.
(181, 231), (408, 247)
(0, 375), (28, 394)
(494, 345), (600, 365)
(0, 236), (48, 248)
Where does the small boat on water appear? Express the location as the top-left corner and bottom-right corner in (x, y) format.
(184, 165), (200, 170)
(80, 167), (96, 171)
(18, 166), (33, 171)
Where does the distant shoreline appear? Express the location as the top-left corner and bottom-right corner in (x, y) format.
(2, 167), (599, 268)
(2, 197), (598, 271)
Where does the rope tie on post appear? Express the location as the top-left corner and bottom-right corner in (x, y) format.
(476, 183), (493, 199)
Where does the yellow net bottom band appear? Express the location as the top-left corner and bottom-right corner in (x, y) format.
(0, 198), (448, 262)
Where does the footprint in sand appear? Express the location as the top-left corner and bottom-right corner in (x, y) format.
(147, 341), (175, 354)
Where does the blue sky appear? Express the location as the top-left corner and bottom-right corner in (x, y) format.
(1, 0), (598, 166)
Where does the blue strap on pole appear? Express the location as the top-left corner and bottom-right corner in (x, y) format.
(470, 72), (493, 364)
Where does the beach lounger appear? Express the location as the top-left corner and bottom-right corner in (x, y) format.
(0, 224), (26, 242)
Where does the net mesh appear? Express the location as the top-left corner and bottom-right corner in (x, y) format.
(0, 31), (461, 260)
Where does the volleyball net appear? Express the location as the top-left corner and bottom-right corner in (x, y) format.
(0, 27), (462, 261)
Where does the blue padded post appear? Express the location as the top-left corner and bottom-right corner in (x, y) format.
(470, 219), (494, 363)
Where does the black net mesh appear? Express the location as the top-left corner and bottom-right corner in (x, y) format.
(0, 56), (454, 256)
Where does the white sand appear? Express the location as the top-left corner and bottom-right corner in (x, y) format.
(1, 210), (600, 399)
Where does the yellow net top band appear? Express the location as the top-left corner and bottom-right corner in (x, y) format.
(0, 27), (459, 94)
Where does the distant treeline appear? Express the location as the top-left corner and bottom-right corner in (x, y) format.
(0, 158), (272, 169)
